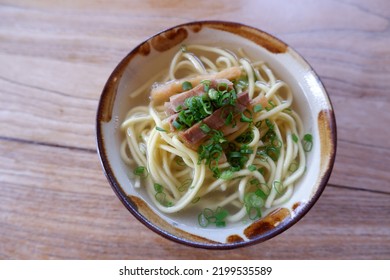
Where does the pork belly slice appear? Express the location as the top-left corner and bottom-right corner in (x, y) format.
(178, 92), (250, 148)
(151, 66), (242, 104)
(164, 79), (234, 116)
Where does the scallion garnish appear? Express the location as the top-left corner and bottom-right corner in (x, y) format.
(240, 109), (253, 123)
(248, 165), (257, 171)
(288, 161), (299, 172)
(220, 170), (234, 180)
(217, 82), (228, 92)
(182, 81), (193, 91)
(303, 133), (313, 152)
(273, 180), (285, 195)
(154, 183), (163, 193)
(225, 112), (233, 126)
(200, 123), (211, 134)
(265, 100), (276, 111)
(253, 104), (263, 113)
(265, 119), (274, 130)
(292, 133), (298, 143)
(208, 88), (218, 100)
(172, 119), (183, 130)
(198, 207), (229, 228)
(244, 192), (263, 220)
(133, 166), (148, 178)
(200, 80), (211, 92)
(155, 126), (166, 132)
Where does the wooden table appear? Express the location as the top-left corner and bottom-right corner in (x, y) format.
(1, 0), (389, 259)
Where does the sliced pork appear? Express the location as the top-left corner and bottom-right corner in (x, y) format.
(151, 66), (242, 104)
(164, 79), (234, 116)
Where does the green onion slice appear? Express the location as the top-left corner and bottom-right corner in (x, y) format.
(182, 81), (193, 91)
(200, 123), (211, 134)
(240, 109), (253, 123)
(155, 126), (166, 132)
(254, 104), (263, 113)
(133, 166), (148, 178)
(273, 180), (285, 195)
(248, 165), (257, 171)
(154, 183), (163, 193)
(303, 133), (313, 152)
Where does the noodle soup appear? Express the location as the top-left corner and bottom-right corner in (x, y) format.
(97, 21), (336, 248)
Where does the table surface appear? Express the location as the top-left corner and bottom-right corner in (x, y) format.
(1, 0), (389, 260)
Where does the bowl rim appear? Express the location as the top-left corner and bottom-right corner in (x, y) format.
(96, 20), (337, 249)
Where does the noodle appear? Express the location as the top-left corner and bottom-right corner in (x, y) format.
(120, 45), (309, 226)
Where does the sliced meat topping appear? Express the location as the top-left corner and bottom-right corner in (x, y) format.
(151, 66), (242, 104)
(164, 79), (234, 116)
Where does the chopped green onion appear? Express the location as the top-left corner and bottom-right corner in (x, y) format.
(180, 44), (187, 52)
(288, 161), (299, 172)
(272, 137), (282, 148)
(253, 104), (263, 113)
(303, 133), (313, 152)
(200, 123), (211, 134)
(182, 81), (193, 91)
(273, 180), (285, 195)
(292, 133), (298, 143)
(155, 126), (166, 132)
(250, 178), (260, 185)
(217, 82), (228, 92)
(178, 178), (192, 192)
(248, 165), (257, 171)
(225, 112), (233, 126)
(133, 166), (148, 178)
(240, 145), (253, 154)
(155, 192), (166, 204)
(172, 119), (183, 130)
(220, 170), (234, 180)
(265, 100), (276, 111)
(247, 207), (261, 220)
(244, 192), (263, 220)
(266, 146), (280, 161)
(203, 208), (214, 219)
(265, 119), (274, 130)
(198, 212), (209, 227)
(154, 183), (163, 193)
(198, 207), (229, 228)
(255, 188), (268, 200)
(215, 220), (226, 227)
(215, 207), (229, 221)
(191, 196), (200, 203)
(201, 80), (211, 92)
(208, 88), (218, 100)
(240, 109), (253, 123)
(229, 151), (242, 158)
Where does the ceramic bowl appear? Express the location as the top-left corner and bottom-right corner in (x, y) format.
(96, 21), (336, 249)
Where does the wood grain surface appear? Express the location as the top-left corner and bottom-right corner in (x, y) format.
(0, 0), (389, 259)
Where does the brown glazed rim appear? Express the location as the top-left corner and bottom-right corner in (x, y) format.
(96, 20), (337, 249)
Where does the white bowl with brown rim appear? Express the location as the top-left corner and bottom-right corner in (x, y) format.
(96, 21), (337, 249)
